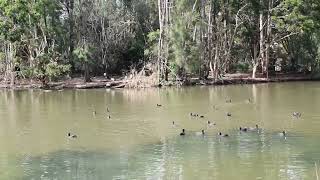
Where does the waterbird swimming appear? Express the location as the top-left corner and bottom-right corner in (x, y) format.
(172, 121), (176, 127)
(180, 129), (186, 136)
(218, 132), (229, 137)
(280, 131), (286, 137)
(239, 127), (248, 132)
(190, 113), (199, 117)
(248, 124), (260, 131)
(207, 121), (216, 127)
(240, 125), (260, 132)
(68, 133), (77, 138)
(292, 112), (301, 118)
(196, 130), (205, 136)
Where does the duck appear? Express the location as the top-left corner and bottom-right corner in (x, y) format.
(107, 115), (111, 119)
(200, 115), (204, 118)
(248, 124), (260, 131)
(68, 133), (77, 138)
(240, 125), (260, 132)
(172, 121), (176, 127)
(106, 107), (110, 112)
(190, 113), (199, 117)
(292, 112), (301, 118)
(196, 130), (205, 136)
(157, 104), (162, 107)
(239, 127), (248, 132)
(180, 129), (186, 136)
(207, 121), (216, 127)
(227, 113), (232, 117)
(218, 132), (229, 137)
(280, 130), (286, 137)
(93, 110), (97, 116)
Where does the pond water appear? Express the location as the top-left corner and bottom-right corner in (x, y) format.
(1, 82), (320, 179)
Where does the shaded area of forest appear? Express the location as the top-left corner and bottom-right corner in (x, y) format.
(0, 0), (320, 88)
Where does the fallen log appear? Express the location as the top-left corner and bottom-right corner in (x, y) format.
(62, 80), (128, 89)
(113, 84), (126, 89)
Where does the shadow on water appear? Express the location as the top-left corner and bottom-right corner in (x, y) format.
(18, 129), (319, 180)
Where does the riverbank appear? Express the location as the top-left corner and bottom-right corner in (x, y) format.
(0, 73), (318, 90)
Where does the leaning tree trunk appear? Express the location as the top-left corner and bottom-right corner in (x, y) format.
(252, 40), (259, 78)
(252, 62), (258, 79)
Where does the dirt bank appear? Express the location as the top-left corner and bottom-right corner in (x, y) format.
(0, 73), (318, 90)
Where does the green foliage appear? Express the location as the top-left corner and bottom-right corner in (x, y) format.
(32, 51), (70, 82)
(72, 43), (95, 81)
(18, 51), (70, 83)
(169, 0), (201, 77)
(0, 0), (69, 83)
(144, 30), (159, 58)
(73, 45), (92, 64)
(45, 62), (70, 81)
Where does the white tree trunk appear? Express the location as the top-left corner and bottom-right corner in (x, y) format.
(252, 63), (258, 79)
(259, 0), (266, 75)
(265, 0), (273, 78)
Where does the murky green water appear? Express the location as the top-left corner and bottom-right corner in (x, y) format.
(1, 82), (320, 179)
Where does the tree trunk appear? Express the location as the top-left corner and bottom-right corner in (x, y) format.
(4, 42), (16, 87)
(252, 63), (258, 79)
(259, 0), (266, 75)
(213, 44), (219, 82)
(84, 63), (91, 82)
(209, 61), (214, 79)
(10, 72), (15, 87)
(208, 0), (213, 79)
(265, 0), (273, 78)
(68, 0), (75, 71)
(252, 40), (259, 78)
(157, 0), (163, 83)
(223, 0), (229, 72)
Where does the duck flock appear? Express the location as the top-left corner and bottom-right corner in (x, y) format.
(68, 99), (302, 139)
(168, 98), (301, 139)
